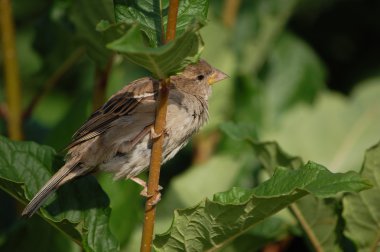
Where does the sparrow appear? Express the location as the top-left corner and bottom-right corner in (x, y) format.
(22, 60), (228, 217)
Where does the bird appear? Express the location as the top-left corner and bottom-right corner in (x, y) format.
(22, 59), (228, 217)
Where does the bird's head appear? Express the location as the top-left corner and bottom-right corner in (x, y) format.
(170, 60), (228, 99)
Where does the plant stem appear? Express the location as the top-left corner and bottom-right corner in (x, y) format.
(165, 0), (179, 43)
(140, 79), (169, 252)
(0, 0), (22, 140)
(222, 0), (241, 28)
(289, 203), (323, 252)
(140, 1), (179, 251)
(23, 47), (86, 119)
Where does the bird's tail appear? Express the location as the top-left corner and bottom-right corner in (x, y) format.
(22, 163), (81, 217)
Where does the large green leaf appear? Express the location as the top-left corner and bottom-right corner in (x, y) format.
(106, 22), (203, 78)
(123, 154), (245, 251)
(153, 161), (370, 251)
(114, 0), (209, 47)
(0, 136), (118, 252)
(262, 80), (380, 173)
(343, 141), (380, 252)
(103, 0), (208, 77)
(221, 123), (350, 251)
(257, 147), (349, 252)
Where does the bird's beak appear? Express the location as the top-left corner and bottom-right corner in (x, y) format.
(208, 68), (229, 85)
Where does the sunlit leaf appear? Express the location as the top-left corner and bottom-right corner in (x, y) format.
(221, 124), (351, 251)
(153, 161), (370, 251)
(262, 80), (380, 173)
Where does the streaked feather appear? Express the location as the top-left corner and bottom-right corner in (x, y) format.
(21, 163), (81, 217)
(67, 77), (158, 149)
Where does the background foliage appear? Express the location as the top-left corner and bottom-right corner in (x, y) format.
(1, 0), (380, 251)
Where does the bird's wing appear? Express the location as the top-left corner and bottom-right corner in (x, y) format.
(67, 77), (159, 149)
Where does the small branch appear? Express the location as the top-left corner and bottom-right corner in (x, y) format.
(222, 0), (241, 28)
(23, 47), (86, 119)
(92, 56), (114, 111)
(0, 0), (23, 140)
(140, 1), (179, 251)
(289, 203), (323, 252)
(164, 0), (179, 43)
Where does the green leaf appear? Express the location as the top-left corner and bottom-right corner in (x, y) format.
(343, 141), (380, 252)
(105, 0), (209, 77)
(153, 161), (370, 251)
(221, 125), (350, 251)
(123, 154), (245, 251)
(106, 22), (204, 78)
(263, 80), (380, 173)
(0, 136), (118, 252)
(114, 0), (209, 47)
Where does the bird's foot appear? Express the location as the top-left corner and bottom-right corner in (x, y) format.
(130, 177), (163, 205)
(150, 127), (162, 139)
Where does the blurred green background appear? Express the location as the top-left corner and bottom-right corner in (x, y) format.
(1, 0), (380, 251)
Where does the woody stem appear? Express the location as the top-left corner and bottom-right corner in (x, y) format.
(140, 1), (179, 252)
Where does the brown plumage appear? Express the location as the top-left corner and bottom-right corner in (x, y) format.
(22, 60), (228, 217)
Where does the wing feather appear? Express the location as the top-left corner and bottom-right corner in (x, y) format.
(67, 77), (158, 149)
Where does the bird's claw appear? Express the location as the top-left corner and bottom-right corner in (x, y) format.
(148, 192), (161, 206)
(130, 177), (163, 205)
(150, 127), (162, 139)
(140, 187), (162, 206)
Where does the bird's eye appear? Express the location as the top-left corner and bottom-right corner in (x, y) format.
(197, 75), (205, 81)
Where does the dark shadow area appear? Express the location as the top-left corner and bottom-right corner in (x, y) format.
(290, 0), (380, 93)
(45, 174), (110, 216)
